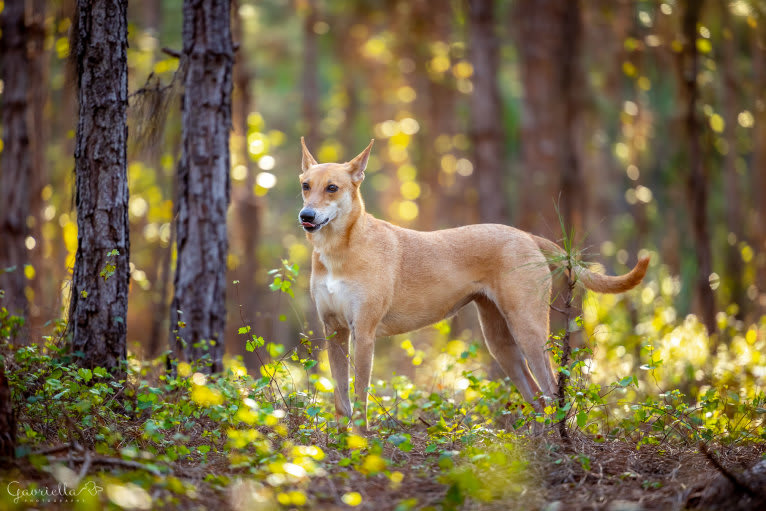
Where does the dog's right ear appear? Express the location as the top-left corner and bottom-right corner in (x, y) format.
(301, 137), (318, 172)
(347, 139), (374, 183)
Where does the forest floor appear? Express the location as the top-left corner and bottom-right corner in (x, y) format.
(3, 424), (764, 511)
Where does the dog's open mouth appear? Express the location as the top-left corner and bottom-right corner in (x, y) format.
(301, 218), (328, 233)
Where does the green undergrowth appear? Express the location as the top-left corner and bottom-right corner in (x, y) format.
(1, 260), (765, 510)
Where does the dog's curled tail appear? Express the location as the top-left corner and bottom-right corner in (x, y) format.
(532, 235), (649, 294)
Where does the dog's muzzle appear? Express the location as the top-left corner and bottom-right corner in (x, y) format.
(299, 207), (328, 233)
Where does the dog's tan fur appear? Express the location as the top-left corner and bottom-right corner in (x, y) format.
(298, 138), (649, 429)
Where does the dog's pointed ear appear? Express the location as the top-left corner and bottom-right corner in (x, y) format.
(347, 139), (374, 183)
(301, 137), (318, 172)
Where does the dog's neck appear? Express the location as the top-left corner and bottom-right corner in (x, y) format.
(307, 190), (367, 270)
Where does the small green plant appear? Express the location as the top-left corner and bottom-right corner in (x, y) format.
(99, 248), (120, 281)
(2, 254), (764, 510)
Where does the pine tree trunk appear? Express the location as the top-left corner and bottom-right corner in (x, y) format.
(409, 0), (457, 230)
(0, 0), (31, 337)
(751, 18), (766, 315)
(0, 362), (14, 459)
(26, 0), (50, 337)
(171, 0), (233, 374)
(231, 0), (261, 364)
(468, 0), (507, 224)
(558, 0), (585, 236)
(680, 0), (716, 333)
(720, 0), (745, 317)
(515, 0), (585, 237)
(302, 0), (320, 146)
(68, 0), (130, 373)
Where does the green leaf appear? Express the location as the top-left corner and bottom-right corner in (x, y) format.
(78, 368), (93, 383)
(246, 335), (265, 352)
(238, 325), (251, 334)
(618, 376), (634, 388)
(388, 434), (408, 447)
(576, 410), (588, 428)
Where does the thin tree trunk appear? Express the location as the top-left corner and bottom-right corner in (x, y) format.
(26, 0), (49, 337)
(515, 0), (584, 237)
(720, 0), (746, 317)
(581, 0), (629, 249)
(302, 0), (320, 146)
(468, 0), (507, 224)
(680, 0), (716, 333)
(170, 0), (233, 374)
(751, 18), (766, 315)
(68, 0), (130, 373)
(559, 0), (585, 236)
(334, 13), (358, 157)
(148, 154), (175, 360)
(0, 0), (31, 338)
(409, 0), (456, 230)
(232, 0), (261, 365)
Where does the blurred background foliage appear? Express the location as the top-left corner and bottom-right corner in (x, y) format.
(4, 0), (766, 402)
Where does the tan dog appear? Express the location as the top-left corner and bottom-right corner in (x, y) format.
(298, 138), (648, 430)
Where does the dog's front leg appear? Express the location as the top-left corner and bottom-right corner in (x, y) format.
(326, 326), (352, 423)
(352, 325), (376, 433)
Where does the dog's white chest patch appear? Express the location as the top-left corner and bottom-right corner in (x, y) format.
(314, 269), (356, 326)
(326, 273), (341, 295)
(313, 252), (356, 325)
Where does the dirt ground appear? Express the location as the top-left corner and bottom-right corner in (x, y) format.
(2, 428), (764, 511)
(304, 431), (766, 511)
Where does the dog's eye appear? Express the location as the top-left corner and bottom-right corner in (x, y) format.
(326, 184), (338, 193)
(302, 182), (310, 191)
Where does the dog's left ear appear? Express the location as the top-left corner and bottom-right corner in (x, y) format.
(347, 139), (374, 183)
(301, 137), (318, 172)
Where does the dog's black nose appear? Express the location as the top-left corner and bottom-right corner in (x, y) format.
(299, 208), (316, 223)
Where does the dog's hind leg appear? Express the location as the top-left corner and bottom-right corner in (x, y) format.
(326, 325), (352, 421)
(490, 286), (558, 401)
(475, 295), (540, 403)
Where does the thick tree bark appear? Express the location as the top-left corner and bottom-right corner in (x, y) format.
(68, 0), (130, 372)
(680, 0), (716, 333)
(171, 0), (233, 373)
(468, 0), (507, 224)
(0, 0), (31, 335)
(515, 0), (585, 238)
(0, 363), (14, 459)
